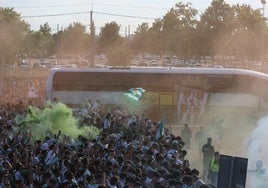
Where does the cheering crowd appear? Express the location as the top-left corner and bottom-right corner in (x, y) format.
(0, 78), (219, 188)
(0, 77), (46, 106)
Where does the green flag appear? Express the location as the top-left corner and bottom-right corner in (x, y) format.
(155, 116), (166, 140)
(124, 88), (146, 101)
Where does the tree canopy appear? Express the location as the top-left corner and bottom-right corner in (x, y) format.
(0, 0), (267, 66)
(0, 8), (30, 64)
(98, 22), (131, 66)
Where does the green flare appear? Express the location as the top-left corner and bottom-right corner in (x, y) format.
(15, 106), (41, 127)
(15, 101), (100, 141)
(15, 114), (26, 126)
(26, 106), (42, 123)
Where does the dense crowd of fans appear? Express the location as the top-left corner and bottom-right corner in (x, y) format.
(0, 98), (216, 188)
(0, 77), (46, 106)
(0, 78), (220, 188)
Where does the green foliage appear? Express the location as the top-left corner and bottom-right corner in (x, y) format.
(156, 2), (198, 57)
(98, 21), (122, 51)
(105, 44), (131, 66)
(58, 22), (90, 55)
(36, 23), (53, 56)
(1, 2), (267, 62)
(228, 4), (264, 59)
(198, 0), (234, 56)
(131, 23), (151, 54)
(97, 21), (132, 66)
(0, 8), (30, 65)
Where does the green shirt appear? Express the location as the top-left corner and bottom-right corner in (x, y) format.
(210, 157), (219, 172)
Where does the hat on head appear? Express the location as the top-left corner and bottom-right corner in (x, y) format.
(41, 143), (49, 151)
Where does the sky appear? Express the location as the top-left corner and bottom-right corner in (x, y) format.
(1, 0), (262, 35)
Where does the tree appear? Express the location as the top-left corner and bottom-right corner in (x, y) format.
(0, 8), (30, 65)
(105, 44), (131, 66)
(198, 0), (234, 57)
(39, 23), (53, 56)
(149, 19), (164, 55)
(98, 21), (122, 50)
(228, 4), (265, 59)
(161, 2), (198, 57)
(25, 23), (53, 57)
(57, 22), (90, 56)
(130, 23), (150, 54)
(98, 21), (131, 66)
(130, 19), (164, 56)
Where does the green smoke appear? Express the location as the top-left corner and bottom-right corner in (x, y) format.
(15, 101), (100, 141)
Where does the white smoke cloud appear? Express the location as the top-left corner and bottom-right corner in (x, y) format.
(246, 116), (268, 187)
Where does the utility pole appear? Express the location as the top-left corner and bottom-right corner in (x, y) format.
(261, 0), (266, 64)
(89, 9), (95, 66)
(56, 24), (59, 57)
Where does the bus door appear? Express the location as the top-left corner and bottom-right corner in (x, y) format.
(140, 92), (176, 124)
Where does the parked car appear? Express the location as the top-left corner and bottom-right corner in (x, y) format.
(39, 59), (50, 67)
(49, 60), (58, 67)
(52, 64), (64, 68)
(213, 65), (224, 68)
(150, 60), (158, 67)
(93, 64), (105, 68)
(64, 64), (77, 68)
(18, 60), (30, 68)
(193, 64), (202, 68)
(32, 62), (47, 69)
(139, 61), (148, 66)
(79, 60), (89, 68)
(59, 63), (77, 68)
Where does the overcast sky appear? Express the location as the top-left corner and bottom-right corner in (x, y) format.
(1, 0), (263, 35)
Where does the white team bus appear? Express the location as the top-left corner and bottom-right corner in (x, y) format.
(45, 67), (268, 124)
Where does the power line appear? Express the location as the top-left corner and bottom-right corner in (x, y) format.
(8, 3), (170, 10)
(21, 11), (157, 20)
(93, 3), (169, 10)
(93, 11), (157, 20)
(21, 11), (90, 18)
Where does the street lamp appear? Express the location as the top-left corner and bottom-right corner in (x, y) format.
(261, 0), (266, 63)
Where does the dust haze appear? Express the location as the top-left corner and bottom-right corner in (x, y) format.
(172, 86), (268, 186)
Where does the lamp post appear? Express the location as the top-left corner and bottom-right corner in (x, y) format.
(261, 0), (266, 64)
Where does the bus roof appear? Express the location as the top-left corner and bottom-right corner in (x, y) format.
(49, 67), (268, 80)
